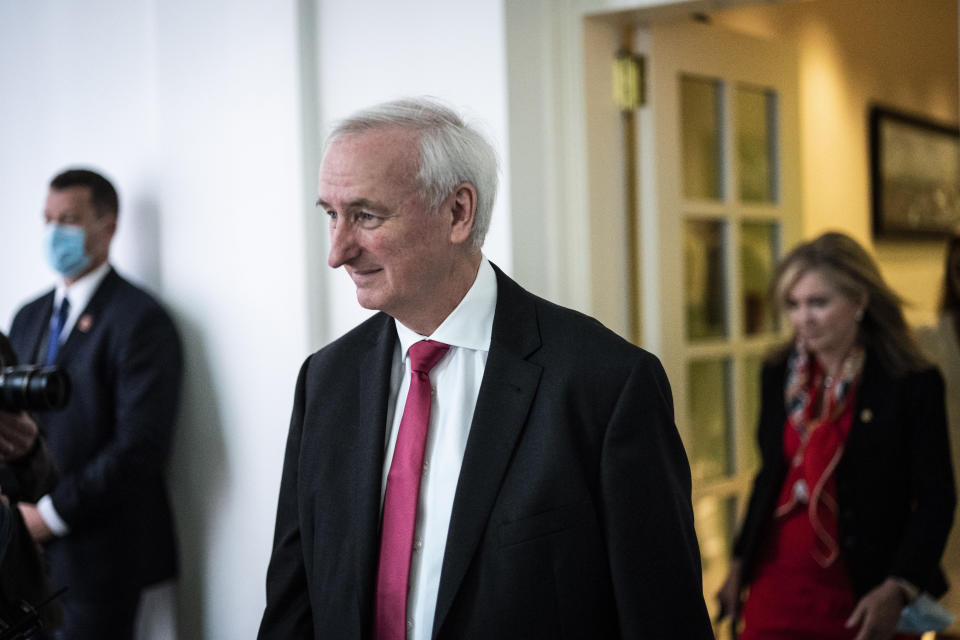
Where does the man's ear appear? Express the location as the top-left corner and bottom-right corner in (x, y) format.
(447, 183), (477, 245)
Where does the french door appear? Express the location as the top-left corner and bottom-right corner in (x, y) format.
(632, 19), (801, 627)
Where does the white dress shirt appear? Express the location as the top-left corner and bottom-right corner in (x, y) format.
(384, 257), (497, 640)
(37, 260), (112, 536)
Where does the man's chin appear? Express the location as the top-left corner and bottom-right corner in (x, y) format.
(354, 289), (384, 312)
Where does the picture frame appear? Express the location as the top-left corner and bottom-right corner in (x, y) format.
(869, 105), (960, 238)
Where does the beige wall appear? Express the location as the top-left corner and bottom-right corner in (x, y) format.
(714, 0), (958, 327)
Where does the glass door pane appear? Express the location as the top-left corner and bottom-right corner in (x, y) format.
(681, 76), (724, 201)
(687, 357), (733, 482)
(685, 219), (728, 340)
(740, 220), (780, 336)
(740, 354), (764, 476)
(736, 84), (778, 203)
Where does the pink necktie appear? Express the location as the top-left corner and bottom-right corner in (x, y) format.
(375, 339), (450, 640)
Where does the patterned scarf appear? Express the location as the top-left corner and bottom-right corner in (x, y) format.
(777, 339), (865, 567)
(784, 340), (864, 437)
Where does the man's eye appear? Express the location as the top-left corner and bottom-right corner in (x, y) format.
(356, 212), (381, 227)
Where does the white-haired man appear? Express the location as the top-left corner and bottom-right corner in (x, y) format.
(259, 97), (713, 639)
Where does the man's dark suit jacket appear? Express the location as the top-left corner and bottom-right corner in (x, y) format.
(8, 268), (182, 597)
(734, 348), (956, 598)
(259, 265), (713, 639)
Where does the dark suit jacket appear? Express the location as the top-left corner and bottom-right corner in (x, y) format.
(0, 502), (8, 565)
(0, 438), (61, 629)
(259, 265), (713, 639)
(734, 348), (956, 598)
(8, 268), (182, 596)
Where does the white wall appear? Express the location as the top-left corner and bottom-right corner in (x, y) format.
(0, 1), (160, 322)
(0, 1), (510, 638)
(152, 2), (310, 637)
(1, 1), (308, 638)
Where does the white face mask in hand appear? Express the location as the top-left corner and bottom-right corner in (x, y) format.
(898, 594), (955, 633)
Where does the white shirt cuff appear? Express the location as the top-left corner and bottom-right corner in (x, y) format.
(37, 494), (70, 536)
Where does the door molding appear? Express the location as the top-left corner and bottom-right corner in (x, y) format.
(504, 0), (786, 339)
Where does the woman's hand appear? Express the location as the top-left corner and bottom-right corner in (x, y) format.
(846, 577), (907, 640)
(0, 410), (39, 461)
(715, 558), (744, 622)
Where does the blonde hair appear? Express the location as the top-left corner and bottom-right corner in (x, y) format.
(771, 231), (928, 375)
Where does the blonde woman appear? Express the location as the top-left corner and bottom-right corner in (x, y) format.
(717, 232), (955, 640)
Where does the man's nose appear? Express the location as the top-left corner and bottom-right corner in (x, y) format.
(328, 220), (359, 268)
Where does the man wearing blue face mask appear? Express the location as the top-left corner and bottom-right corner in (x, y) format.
(6, 168), (183, 640)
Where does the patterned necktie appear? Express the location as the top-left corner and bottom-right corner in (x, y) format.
(375, 339), (450, 640)
(44, 297), (71, 365)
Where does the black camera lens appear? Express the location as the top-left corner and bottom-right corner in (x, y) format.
(0, 366), (71, 412)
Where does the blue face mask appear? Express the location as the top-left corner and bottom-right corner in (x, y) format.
(44, 224), (90, 277)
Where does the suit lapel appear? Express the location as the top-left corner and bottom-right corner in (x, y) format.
(308, 313), (396, 634)
(432, 268), (543, 635)
(351, 317), (397, 624)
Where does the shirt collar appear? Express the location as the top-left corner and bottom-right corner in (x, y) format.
(395, 256), (497, 358)
(55, 261), (111, 312)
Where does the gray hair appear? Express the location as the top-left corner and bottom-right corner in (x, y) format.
(324, 97), (498, 249)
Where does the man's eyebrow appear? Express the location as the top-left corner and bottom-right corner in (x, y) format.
(315, 197), (388, 213)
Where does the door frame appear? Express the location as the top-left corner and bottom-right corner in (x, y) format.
(504, 0), (795, 339)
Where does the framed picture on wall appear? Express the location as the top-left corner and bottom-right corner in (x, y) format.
(869, 105), (960, 238)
